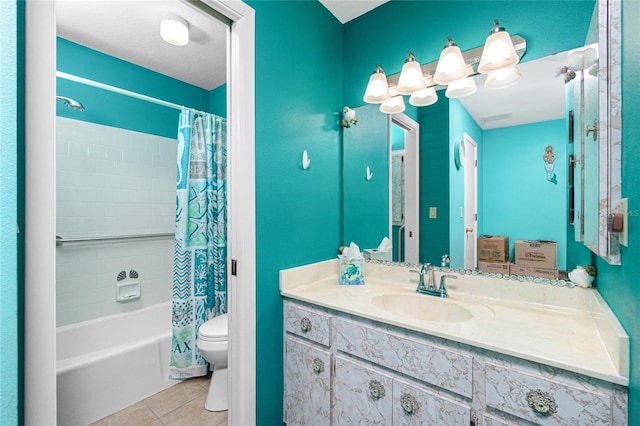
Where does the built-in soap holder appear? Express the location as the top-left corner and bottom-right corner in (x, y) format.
(116, 281), (141, 302)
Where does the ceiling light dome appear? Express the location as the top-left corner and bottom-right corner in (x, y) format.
(160, 16), (189, 47)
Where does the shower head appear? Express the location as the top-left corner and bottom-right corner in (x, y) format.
(56, 96), (85, 111)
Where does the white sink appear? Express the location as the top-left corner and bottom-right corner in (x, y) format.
(371, 293), (475, 322)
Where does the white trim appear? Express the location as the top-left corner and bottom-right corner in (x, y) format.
(25, 1), (256, 424)
(206, 0), (257, 424)
(24, 1), (57, 424)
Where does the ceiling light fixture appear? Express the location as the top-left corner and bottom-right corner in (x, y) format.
(160, 16), (190, 47)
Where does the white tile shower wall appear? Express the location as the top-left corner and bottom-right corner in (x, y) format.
(56, 117), (176, 326)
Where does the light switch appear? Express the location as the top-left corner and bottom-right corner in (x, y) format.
(429, 207), (437, 219)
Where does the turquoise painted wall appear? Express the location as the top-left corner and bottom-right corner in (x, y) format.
(208, 83), (227, 117)
(482, 120), (567, 269)
(343, 104), (388, 249)
(57, 38), (213, 138)
(247, 1), (343, 423)
(449, 99), (483, 268)
(419, 97), (450, 265)
(1, 2), (19, 424)
(596, 0), (640, 423)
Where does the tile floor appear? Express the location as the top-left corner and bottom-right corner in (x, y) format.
(90, 375), (227, 425)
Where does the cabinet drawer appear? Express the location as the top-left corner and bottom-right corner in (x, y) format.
(284, 301), (331, 346)
(284, 336), (332, 425)
(334, 356), (393, 425)
(485, 361), (612, 425)
(337, 318), (473, 398)
(393, 378), (471, 425)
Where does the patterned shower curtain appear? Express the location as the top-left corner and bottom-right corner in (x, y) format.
(169, 109), (227, 379)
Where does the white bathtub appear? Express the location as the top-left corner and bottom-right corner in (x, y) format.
(56, 302), (180, 425)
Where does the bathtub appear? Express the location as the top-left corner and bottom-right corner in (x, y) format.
(56, 302), (180, 425)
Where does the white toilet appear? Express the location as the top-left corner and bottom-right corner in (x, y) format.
(197, 313), (228, 411)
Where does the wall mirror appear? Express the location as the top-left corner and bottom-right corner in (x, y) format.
(341, 0), (622, 272)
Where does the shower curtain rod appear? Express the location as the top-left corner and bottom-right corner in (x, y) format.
(56, 71), (212, 116)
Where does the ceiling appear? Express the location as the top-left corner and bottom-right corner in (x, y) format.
(57, 0), (567, 130)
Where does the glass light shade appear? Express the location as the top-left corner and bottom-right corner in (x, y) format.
(160, 17), (189, 46)
(409, 87), (438, 107)
(363, 71), (390, 104)
(484, 65), (521, 89)
(445, 77), (478, 99)
(478, 31), (519, 74)
(397, 60), (426, 95)
(433, 45), (468, 85)
(380, 95), (406, 114)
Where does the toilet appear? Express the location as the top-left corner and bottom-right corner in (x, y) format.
(197, 313), (228, 411)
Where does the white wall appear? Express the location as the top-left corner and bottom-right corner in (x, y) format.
(56, 117), (176, 326)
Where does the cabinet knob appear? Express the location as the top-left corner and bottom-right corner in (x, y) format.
(400, 393), (419, 416)
(526, 389), (557, 416)
(368, 380), (386, 400)
(312, 358), (324, 374)
(300, 317), (312, 333)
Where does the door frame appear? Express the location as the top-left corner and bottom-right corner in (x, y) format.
(463, 133), (478, 270)
(23, 1), (256, 424)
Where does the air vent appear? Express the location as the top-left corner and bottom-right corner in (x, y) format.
(480, 113), (512, 124)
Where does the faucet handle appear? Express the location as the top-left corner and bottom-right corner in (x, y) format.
(438, 274), (458, 297)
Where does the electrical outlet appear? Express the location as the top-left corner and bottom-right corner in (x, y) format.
(429, 207), (437, 219)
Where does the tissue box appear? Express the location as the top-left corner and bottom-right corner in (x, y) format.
(363, 249), (392, 262)
(338, 257), (365, 285)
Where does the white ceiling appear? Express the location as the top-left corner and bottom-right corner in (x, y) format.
(56, 0), (228, 91)
(318, 0), (389, 23)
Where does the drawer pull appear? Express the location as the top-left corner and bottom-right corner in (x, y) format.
(300, 317), (312, 333)
(312, 358), (324, 374)
(400, 393), (419, 415)
(526, 389), (557, 417)
(368, 380), (386, 400)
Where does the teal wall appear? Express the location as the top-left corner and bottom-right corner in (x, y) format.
(419, 97), (450, 265)
(247, 1), (343, 423)
(57, 38), (213, 138)
(482, 120), (568, 270)
(596, 0), (640, 423)
(1, 2), (19, 424)
(208, 83), (227, 117)
(449, 99), (483, 268)
(343, 104), (388, 249)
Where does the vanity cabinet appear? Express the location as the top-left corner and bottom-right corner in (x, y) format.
(283, 299), (627, 425)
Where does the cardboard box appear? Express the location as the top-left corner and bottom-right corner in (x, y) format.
(514, 240), (557, 268)
(477, 261), (510, 274)
(509, 263), (559, 280)
(477, 236), (509, 263)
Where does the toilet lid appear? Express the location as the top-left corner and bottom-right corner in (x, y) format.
(199, 313), (228, 339)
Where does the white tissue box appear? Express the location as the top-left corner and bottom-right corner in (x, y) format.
(363, 249), (392, 262)
(338, 257), (365, 285)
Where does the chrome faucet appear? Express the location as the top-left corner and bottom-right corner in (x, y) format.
(414, 263), (457, 298)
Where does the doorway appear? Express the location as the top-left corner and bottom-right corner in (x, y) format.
(463, 133), (478, 270)
(23, 1), (255, 424)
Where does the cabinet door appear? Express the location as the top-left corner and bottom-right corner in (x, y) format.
(284, 336), (332, 425)
(392, 378), (471, 425)
(334, 356), (393, 425)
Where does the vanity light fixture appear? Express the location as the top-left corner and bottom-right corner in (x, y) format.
(380, 87), (406, 114)
(477, 19), (519, 74)
(484, 65), (521, 89)
(160, 16), (190, 47)
(433, 37), (468, 85)
(363, 64), (391, 104)
(397, 52), (427, 95)
(445, 65), (477, 99)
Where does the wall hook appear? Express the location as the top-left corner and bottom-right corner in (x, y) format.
(366, 166), (373, 181)
(302, 150), (311, 170)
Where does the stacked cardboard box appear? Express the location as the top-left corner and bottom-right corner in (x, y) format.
(477, 236), (510, 273)
(511, 240), (559, 279)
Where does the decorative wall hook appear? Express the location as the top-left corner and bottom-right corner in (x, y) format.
(543, 145), (557, 184)
(366, 166), (373, 181)
(302, 150), (311, 170)
(342, 106), (358, 128)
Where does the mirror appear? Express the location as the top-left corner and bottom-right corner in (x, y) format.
(342, 0), (622, 272)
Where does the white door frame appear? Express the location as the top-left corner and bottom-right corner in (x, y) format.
(390, 113), (419, 264)
(463, 133), (478, 270)
(24, 1), (256, 424)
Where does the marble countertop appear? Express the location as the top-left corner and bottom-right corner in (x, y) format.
(280, 259), (629, 386)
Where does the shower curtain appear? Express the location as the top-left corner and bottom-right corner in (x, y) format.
(169, 109), (227, 379)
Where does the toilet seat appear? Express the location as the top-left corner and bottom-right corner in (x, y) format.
(198, 313), (228, 342)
